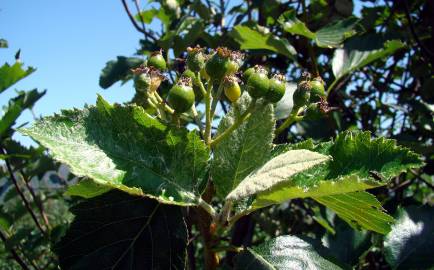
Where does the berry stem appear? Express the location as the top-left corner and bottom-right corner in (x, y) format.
(191, 104), (204, 136)
(210, 82), (224, 123)
(210, 99), (257, 148)
(204, 80), (213, 144)
(275, 109), (304, 135)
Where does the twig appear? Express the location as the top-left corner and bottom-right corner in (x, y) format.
(0, 230), (31, 270)
(403, 0), (434, 65)
(0, 148), (46, 235)
(120, 0), (157, 41)
(19, 170), (50, 229)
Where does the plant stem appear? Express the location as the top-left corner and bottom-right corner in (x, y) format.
(152, 92), (175, 114)
(0, 230), (31, 270)
(19, 170), (50, 229)
(275, 110), (303, 136)
(0, 147), (46, 235)
(204, 81), (213, 144)
(210, 83), (224, 123)
(326, 78), (339, 95)
(195, 72), (207, 97)
(197, 198), (217, 219)
(191, 104), (204, 136)
(210, 100), (257, 148)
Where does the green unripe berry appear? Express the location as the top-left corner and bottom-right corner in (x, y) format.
(310, 77), (326, 102)
(186, 47), (206, 72)
(304, 103), (323, 121)
(223, 77), (241, 103)
(243, 67), (255, 81)
(205, 50), (230, 81)
(134, 73), (151, 93)
(293, 80), (311, 109)
(148, 50), (166, 71)
(167, 78), (195, 113)
(247, 68), (270, 99)
(265, 74), (286, 103)
(182, 69), (203, 101)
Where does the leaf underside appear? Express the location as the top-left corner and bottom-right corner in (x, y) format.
(56, 190), (188, 270)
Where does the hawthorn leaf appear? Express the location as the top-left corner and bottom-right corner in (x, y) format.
(332, 34), (405, 80)
(211, 93), (275, 199)
(20, 95), (209, 206)
(99, 56), (143, 89)
(230, 25), (297, 59)
(252, 131), (422, 208)
(315, 17), (360, 48)
(278, 11), (315, 39)
(279, 12), (359, 48)
(134, 8), (159, 24)
(321, 216), (371, 265)
(0, 89), (46, 136)
(226, 149), (330, 201)
(56, 190), (188, 270)
(0, 62), (35, 93)
(234, 235), (345, 270)
(384, 206), (434, 269)
(314, 191), (394, 234)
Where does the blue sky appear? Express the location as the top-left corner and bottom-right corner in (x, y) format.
(0, 0), (146, 144)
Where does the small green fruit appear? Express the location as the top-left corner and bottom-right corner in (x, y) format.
(243, 67), (255, 81)
(223, 77), (241, 103)
(186, 46), (206, 72)
(134, 73), (151, 93)
(246, 67), (269, 99)
(205, 49), (230, 81)
(148, 50), (167, 71)
(265, 74), (286, 103)
(310, 77), (326, 102)
(182, 69), (204, 101)
(304, 103), (323, 121)
(293, 80), (311, 109)
(167, 78), (195, 113)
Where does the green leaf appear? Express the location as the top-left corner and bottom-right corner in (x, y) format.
(384, 206), (434, 269)
(134, 8), (159, 24)
(172, 18), (204, 56)
(322, 216), (371, 265)
(20, 95), (209, 205)
(278, 11), (315, 39)
(99, 56), (143, 89)
(227, 149), (330, 201)
(65, 179), (112, 199)
(230, 25), (297, 59)
(315, 191), (394, 234)
(0, 62), (36, 93)
(0, 39), (7, 48)
(332, 34), (405, 80)
(55, 190), (188, 269)
(253, 131), (422, 208)
(0, 89), (46, 136)
(234, 235), (345, 270)
(211, 93), (275, 199)
(278, 12), (359, 48)
(315, 17), (360, 48)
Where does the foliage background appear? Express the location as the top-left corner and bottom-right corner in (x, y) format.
(0, 0), (433, 269)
